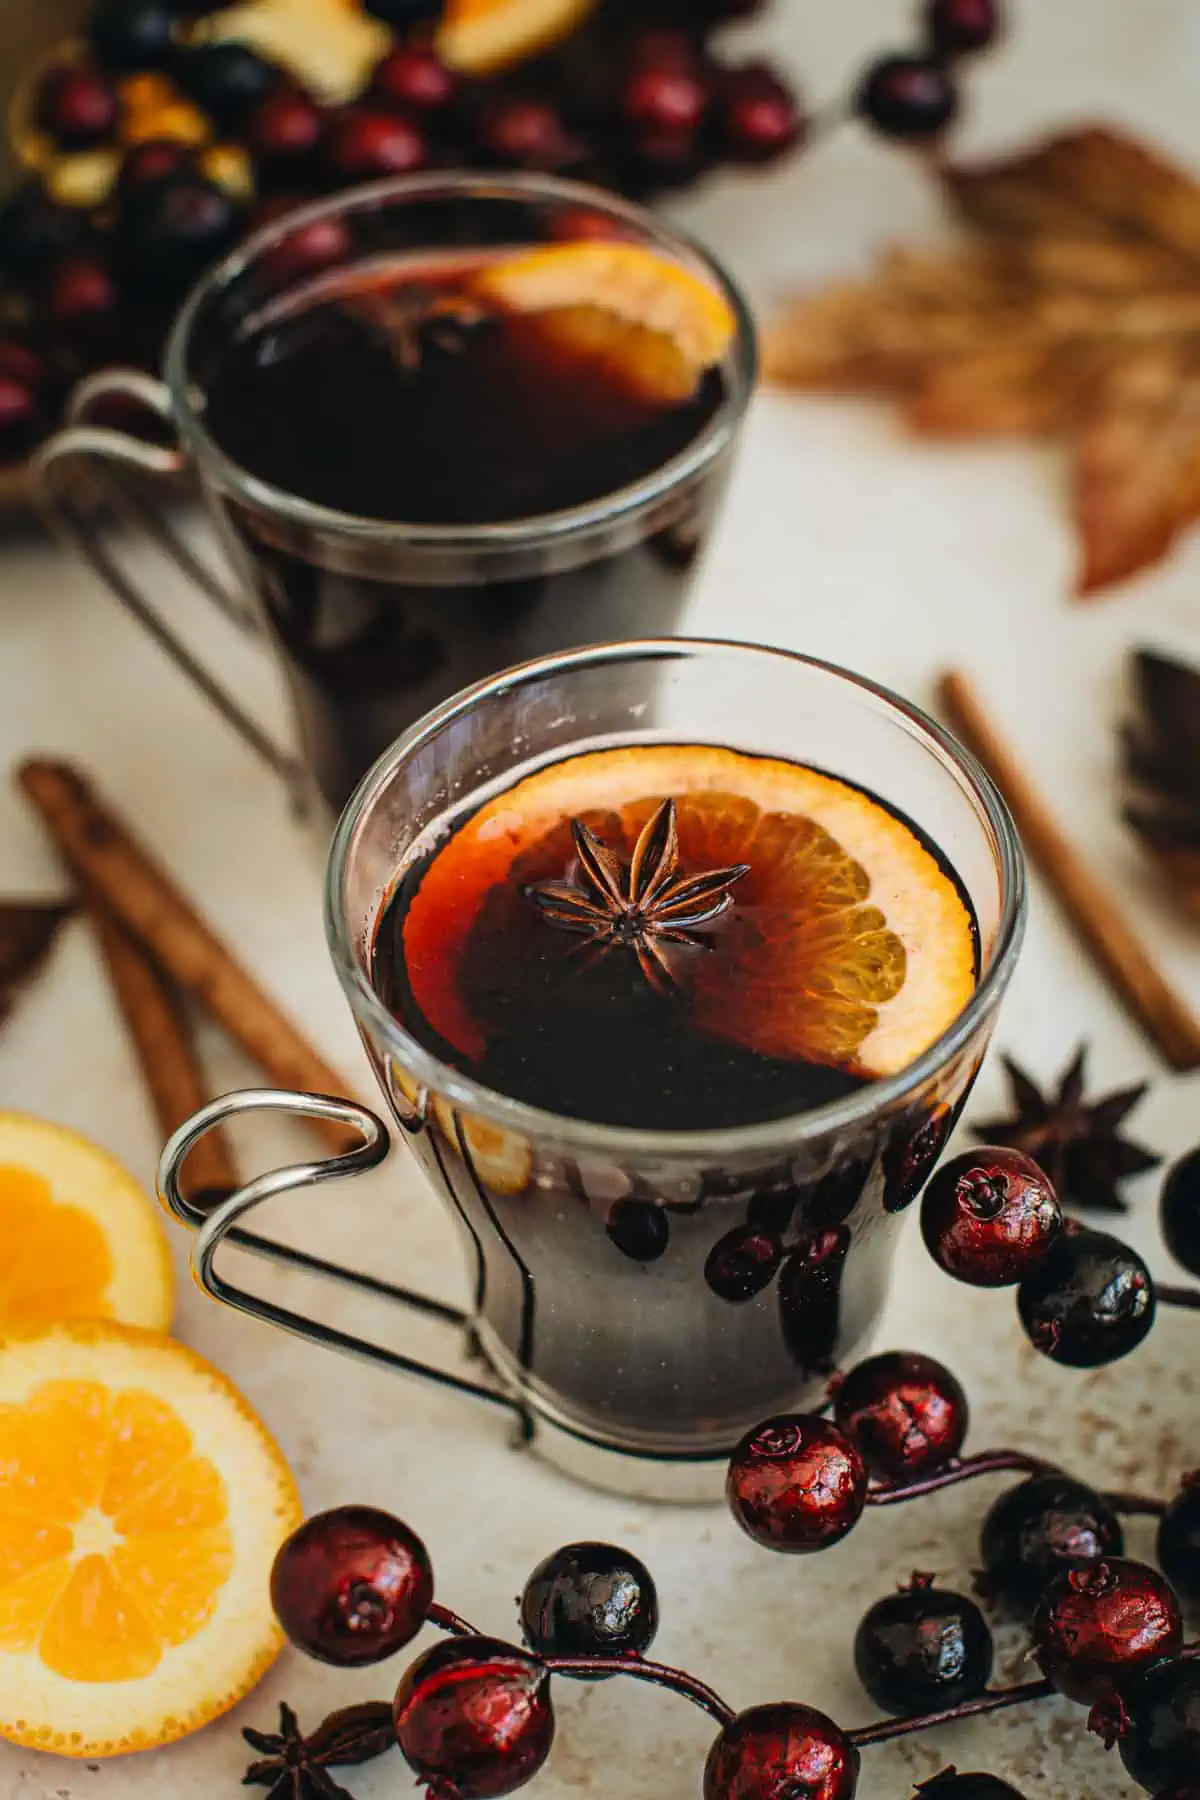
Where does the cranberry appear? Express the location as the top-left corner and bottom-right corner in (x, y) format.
(1031, 1558), (1182, 1705)
(175, 43), (281, 127)
(606, 1198), (669, 1262)
(118, 172), (241, 293)
(0, 341), (44, 394)
(326, 109), (429, 180)
(705, 1225), (783, 1302)
(0, 370), (39, 454)
(519, 1541), (658, 1664)
(43, 253), (119, 336)
(854, 1573), (993, 1714)
(703, 1703), (860, 1800)
(727, 1416), (867, 1554)
(777, 1228), (850, 1376)
(856, 55), (959, 141)
(393, 1636), (554, 1798)
(921, 1147), (1062, 1286)
(1161, 1147), (1200, 1277)
(35, 65), (119, 150)
(0, 181), (85, 274)
(621, 63), (710, 136)
(270, 1504), (433, 1666)
(1156, 1473), (1200, 1610)
(371, 44), (457, 113)
(118, 138), (194, 194)
(716, 63), (804, 164)
(246, 89), (325, 170)
(978, 1475), (1124, 1614)
(259, 211), (353, 284)
(89, 0), (176, 71)
(477, 96), (582, 171)
(1017, 1226), (1155, 1367)
(915, 1777), (1028, 1799)
(832, 1350), (968, 1481)
(1107, 1656), (1200, 1792)
(926, 0), (1004, 56)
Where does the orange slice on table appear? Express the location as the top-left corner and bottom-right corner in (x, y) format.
(0, 1320), (301, 1758)
(0, 1113), (172, 1335)
(402, 744), (977, 1084)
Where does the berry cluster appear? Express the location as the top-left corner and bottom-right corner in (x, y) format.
(0, 0), (1005, 471)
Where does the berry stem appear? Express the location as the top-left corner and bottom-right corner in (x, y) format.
(427, 1603), (480, 1637)
(848, 1677), (1055, 1748)
(1102, 1488), (1167, 1517)
(543, 1653), (736, 1727)
(866, 1448), (1056, 1505)
(1157, 1281), (1200, 1311)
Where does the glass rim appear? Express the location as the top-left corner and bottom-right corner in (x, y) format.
(163, 170), (757, 550)
(324, 638), (1027, 1163)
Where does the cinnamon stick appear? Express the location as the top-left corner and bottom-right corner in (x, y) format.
(938, 671), (1200, 1072)
(19, 760), (358, 1151)
(87, 897), (238, 1204)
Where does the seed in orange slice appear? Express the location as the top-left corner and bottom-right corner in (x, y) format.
(0, 1320), (301, 1757)
(0, 1113), (172, 1335)
(401, 744), (976, 1083)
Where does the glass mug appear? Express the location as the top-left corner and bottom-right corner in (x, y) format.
(158, 639), (1025, 1501)
(34, 172), (755, 821)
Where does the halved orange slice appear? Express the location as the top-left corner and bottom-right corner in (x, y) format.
(0, 1113), (172, 1335)
(0, 1321), (301, 1757)
(402, 744), (976, 1084)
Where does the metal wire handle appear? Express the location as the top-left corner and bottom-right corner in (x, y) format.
(157, 1087), (520, 1415)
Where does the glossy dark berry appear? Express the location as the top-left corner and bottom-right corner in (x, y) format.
(270, 1504), (433, 1666)
(914, 1776), (1028, 1799)
(393, 1636), (554, 1799)
(926, 0), (1003, 56)
(1157, 1474), (1200, 1610)
(856, 55), (959, 141)
(1017, 1226), (1155, 1367)
(519, 1542), (658, 1665)
(716, 63), (804, 163)
(1161, 1147), (1200, 1277)
(0, 366), (39, 454)
(1111, 1656), (1200, 1792)
(854, 1573), (993, 1715)
(777, 1228), (849, 1376)
(621, 62), (709, 136)
(174, 43), (281, 126)
(921, 1147), (1062, 1287)
(259, 210), (353, 285)
(89, 0), (176, 70)
(117, 171), (240, 292)
(727, 1416), (867, 1554)
(118, 137), (194, 194)
(477, 96), (582, 171)
(703, 1703), (860, 1800)
(370, 44), (456, 113)
(979, 1475), (1124, 1614)
(246, 89), (324, 169)
(0, 182), (84, 275)
(705, 1225), (782, 1302)
(832, 1350), (968, 1481)
(35, 65), (119, 149)
(1031, 1557), (1182, 1705)
(606, 1198), (669, 1262)
(43, 253), (119, 335)
(364, 0), (445, 30)
(326, 108), (429, 180)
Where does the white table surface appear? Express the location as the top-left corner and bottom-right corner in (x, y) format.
(3, 2), (1200, 1796)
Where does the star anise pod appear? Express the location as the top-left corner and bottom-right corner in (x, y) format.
(973, 1046), (1160, 1213)
(1122, 647), (1200, 917)
(527, 798), (749, 995)
(243, 1700), (395, 1799)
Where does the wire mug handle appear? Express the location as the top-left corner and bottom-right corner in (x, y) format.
(157, 1087), (521, 1418)
(34, 369), (307, 807)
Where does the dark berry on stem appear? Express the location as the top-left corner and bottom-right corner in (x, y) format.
(1017, 1226), (1155, 1367)
(326, 109), (428, 179)
(35, 65), (119, 150)
(0, 182), (84, 275)
(246, 89), (324, 170)
(854, 1573), (993, 1715)
(703, 1703), (860, 1800)
(727, 1416), (867, 1553)
(979, 1475), (1123, 1613)
(364, 0), (446, 30)
(519, 1541), (658, 1665)
(1031, 1558), (1182, 1704)
(371, 44), (457, 113)
(117, 172), (240, 293)
(393, 1636), (554, 1799)
(856, 56), (959, 141)
(89, 0), (176, 70)
(1161, 1148), (1200, 1277)
(705, 1225), (782, 1302)
(43, 253), (119, 336)
(921, 1148), (1062, 1286)
(1157, 1474), (1200, 1610)
(915, 1776), (1028, 1799)
(1109, 1656), (1200, 1792)
(174, 44), (281, 127)
(477, 96), (581, 171)
(716, 63), (804, 164)
(118, 137), (194, 193)
(926, 0), (1003, 56)
(270, 1504), (433, 1666)
(832, 1351), (968, 1481)
(606, 1198), (669, 1262)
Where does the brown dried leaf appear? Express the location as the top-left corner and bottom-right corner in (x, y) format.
(0, 900), (73, 1030)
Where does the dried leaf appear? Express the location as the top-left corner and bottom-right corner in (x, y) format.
(0, 900), (73, 1030)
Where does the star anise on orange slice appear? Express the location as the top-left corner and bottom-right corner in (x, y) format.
(527, 797), (748, 994)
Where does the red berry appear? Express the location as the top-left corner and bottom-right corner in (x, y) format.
(35, 65), (119, 149)
(370, 44), (456, 113)
(43, 253), (119, 335)
(247, 88), (324, 168)
(270, 1504), (433, 1666)
(856, 55), (959, 141)
(1032, 1558), (1182, 1705)
(831, 1350), (968, 1481)
(326, 108), (428, 180)
(716, 63), (804, 164)
(921, 1147), (1062, 1286)
(260, 210), (353, 284)
(393, 1636), (555, 1798)
(621, 63), (709, 136)
(0, 369), (39, 453)
(727, 1416), (867, 1553)
(0, 340), (44, 393)
(926, 0), (1003, 56)
(118, 138), (194, 194)
(703, 1703), (860, 1800)
(477, 95), (581, 171)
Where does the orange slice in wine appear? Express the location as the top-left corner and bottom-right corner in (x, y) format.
(401, 744), (976, 1086)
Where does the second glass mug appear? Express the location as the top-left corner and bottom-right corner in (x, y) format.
(157, 639), (1026, 1501)
(34, 171), (756, 820)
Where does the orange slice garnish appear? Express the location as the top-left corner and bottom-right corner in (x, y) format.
(0, 1321), (301, 1757)
(401, 744), (976, 1084)
(0, 1113), (172, 1335)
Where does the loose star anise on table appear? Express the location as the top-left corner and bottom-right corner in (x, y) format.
(1122, 647), (1200, 918)
(527, 798), (748, 995)
(242, 1699), (396, 1799)
(973, 1046), (1160, 1214)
